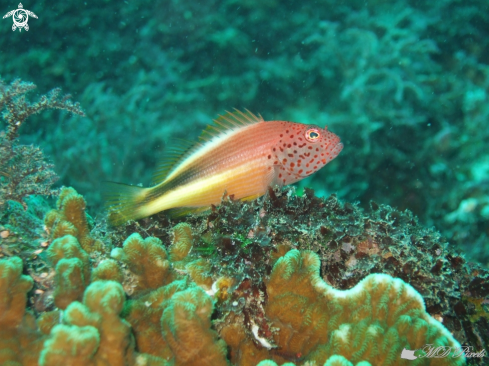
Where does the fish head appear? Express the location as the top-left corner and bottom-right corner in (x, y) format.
(272, 122), (343, 184)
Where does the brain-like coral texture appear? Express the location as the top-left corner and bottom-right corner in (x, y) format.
(264, 250), (464, 366)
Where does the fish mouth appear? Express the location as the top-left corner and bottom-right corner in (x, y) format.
(333, 142), (344, 155)
(324, 141), (343, 165)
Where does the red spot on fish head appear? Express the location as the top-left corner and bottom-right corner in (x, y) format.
(271, 121), (343, 185)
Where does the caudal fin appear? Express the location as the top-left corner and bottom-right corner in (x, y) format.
(103, 182), (150, 226)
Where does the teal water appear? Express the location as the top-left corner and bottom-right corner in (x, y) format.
(1, 2), (489, 365)
(1, 0), (488, 267)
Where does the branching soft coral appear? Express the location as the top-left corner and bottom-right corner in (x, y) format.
(0, 78), (85, 141)
(0, 138), (58, 210)
(0, 78), (85, 209)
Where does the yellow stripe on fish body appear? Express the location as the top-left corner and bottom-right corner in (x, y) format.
(105, 109), (343, 225)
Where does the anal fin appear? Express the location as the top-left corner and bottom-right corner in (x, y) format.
(164, 206), (210, 218)
(240, 193), (263, 202)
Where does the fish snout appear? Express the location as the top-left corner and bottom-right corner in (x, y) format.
(322, 141), (343, 165)
(333, 142), (344, 157)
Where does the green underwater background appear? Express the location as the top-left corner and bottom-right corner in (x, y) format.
(1, 0), (489, 365)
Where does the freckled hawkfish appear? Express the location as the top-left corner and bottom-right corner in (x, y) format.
(105, 109), (343, 225)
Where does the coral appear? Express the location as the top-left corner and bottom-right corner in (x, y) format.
(39, 242), (227, 366)
(185, 258), (214, 290)
(108, 223), (228, 365)
(123, 279), (229, 366)
(0, 256), (42, 366)
(0, 78), (85, 141)
(0, 137), (58, 210)
(36, 311), (61, 336)
(46, 235), (91, 309)
(161, 285), (228, 366)
(39, 324), (100, 366)
(264, 250), (464, 365)
(0, 256), (33, 330)
(122, 279), (189, 360)
(219, 320), (270, 365)
(38, 275), (228, 366)
(218, 248), (465, 365)
(111, 232), (173, 294)
(40, 280), (136, 366)
(110, 222), (202, 293)
(118, 224), (227, 365)
(44, 187), (104, 253)
(70, 281), (133, 364)
(256, 356), (372, 366)
(257, 362), (295, 366)
(169, 222), (193, 263)
(1, 224), (230, 366)
(38, 281), (128, 364)
(4, 188), (489, 366)
(51, 258), (87, 310)
(168, 222), (214, 289)
(91, 259), (124, 283)
(188, 188), (489, 355)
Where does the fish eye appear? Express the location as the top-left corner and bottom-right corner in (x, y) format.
(305, 128), (321, 142)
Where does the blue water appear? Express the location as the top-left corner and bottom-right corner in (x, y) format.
(1, 1), (489, 365)
(2, 0), (488, 265)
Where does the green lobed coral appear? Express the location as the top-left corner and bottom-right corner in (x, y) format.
(40, 280), (135, 366)
(0, 256), (41, 366)
(1, 247), (466, 366)
(46, 235), (91, 309)
(44, 187), (104, 253)
(111, 232), (174, 294)
(265, 250), (463, 365)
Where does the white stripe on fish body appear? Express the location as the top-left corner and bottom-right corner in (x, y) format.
(164, 119), (265, 182)
(163, 125), (243, 182)
(162, 121), (281, 185)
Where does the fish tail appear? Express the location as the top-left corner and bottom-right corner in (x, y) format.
(103, 182), (151, 226)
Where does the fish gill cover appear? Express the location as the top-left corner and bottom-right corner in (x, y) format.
(0, 0), (488, 365)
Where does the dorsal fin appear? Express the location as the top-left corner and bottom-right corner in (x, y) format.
(152, 109), (264, 184)
(198, 109), (264, 143)
(151, 138), (196, 184)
